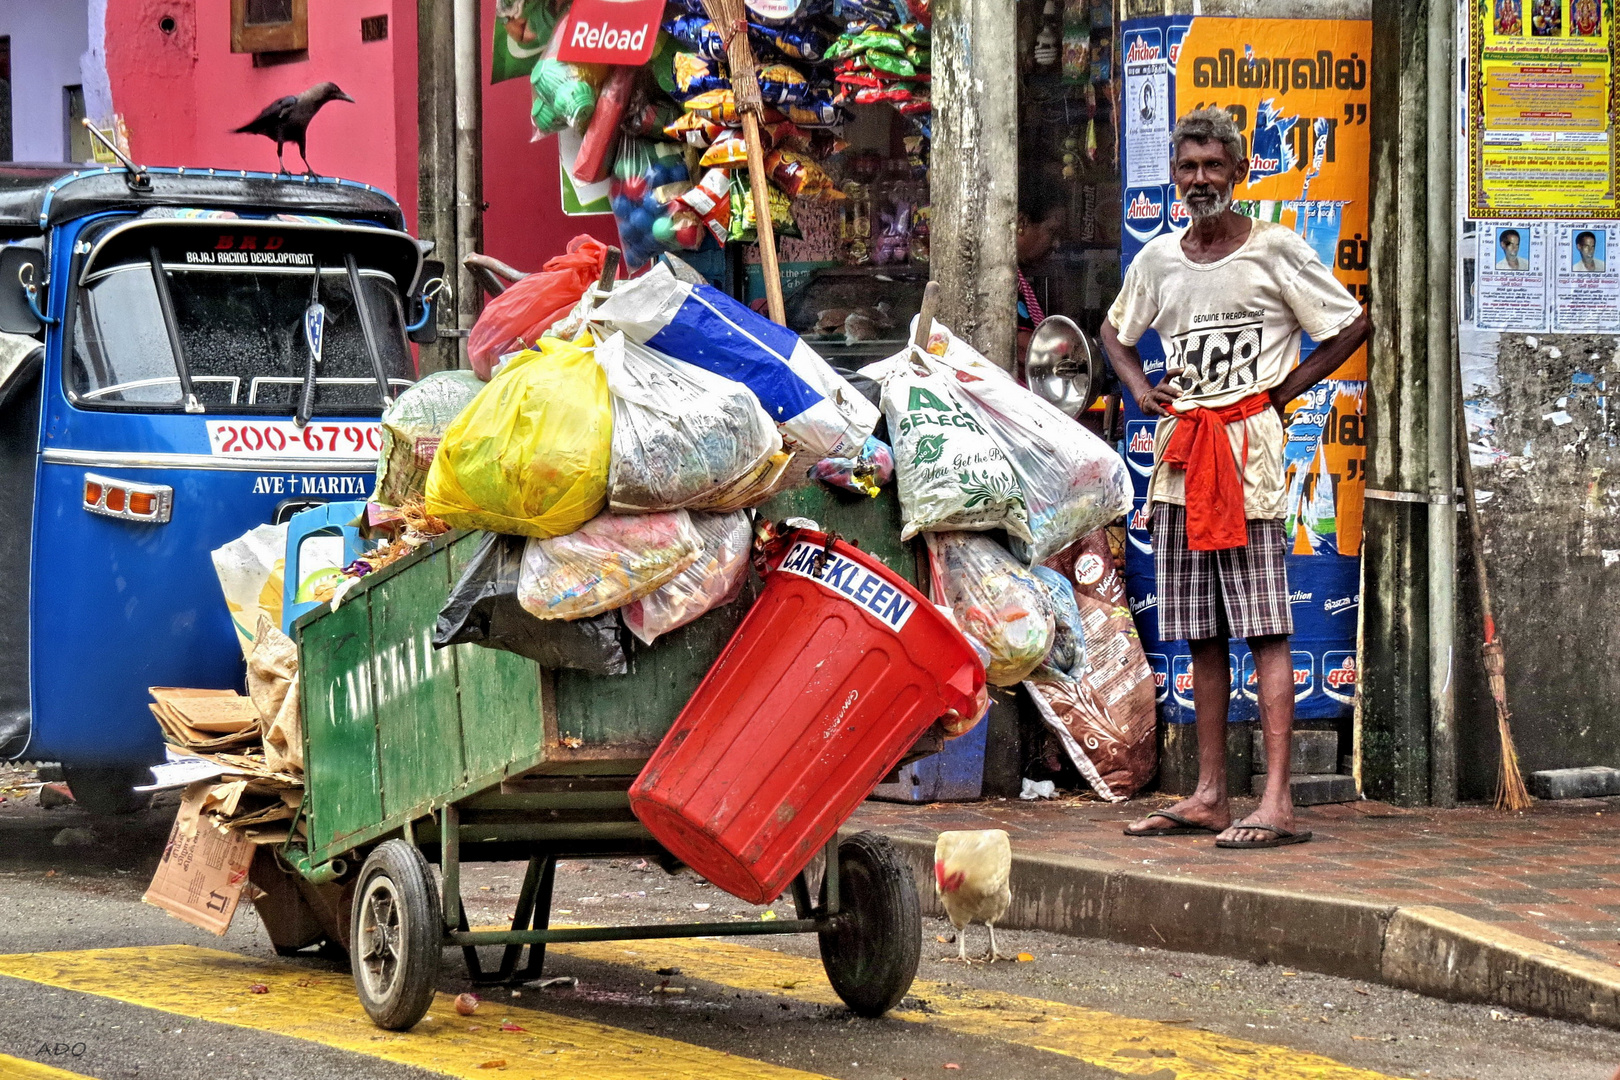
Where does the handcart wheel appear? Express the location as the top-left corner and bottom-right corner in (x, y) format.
(350, 840), (442, 1030)
(818, 831), (920, 1017)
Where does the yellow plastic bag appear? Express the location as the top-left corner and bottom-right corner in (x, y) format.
(425, 337), (611, 538)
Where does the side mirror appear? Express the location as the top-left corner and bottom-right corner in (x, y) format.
(406, 259), (445, 345)
(0, 241), (49, 336)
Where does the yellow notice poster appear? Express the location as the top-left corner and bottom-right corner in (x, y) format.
(1469, 0), (1618, 217)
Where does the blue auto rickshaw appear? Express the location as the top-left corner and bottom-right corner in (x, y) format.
(0, 163), (442, 812)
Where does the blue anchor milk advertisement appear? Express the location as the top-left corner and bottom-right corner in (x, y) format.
(1116, 16), (1370, 723)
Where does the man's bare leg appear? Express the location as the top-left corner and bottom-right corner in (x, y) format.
(1218, 634), (1298, 844)
(1126, 635), (1233, 834)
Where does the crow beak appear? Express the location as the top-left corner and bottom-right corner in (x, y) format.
(336, 91), (355, 103)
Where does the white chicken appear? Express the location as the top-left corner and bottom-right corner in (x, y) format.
(934, 829), (1013, 962)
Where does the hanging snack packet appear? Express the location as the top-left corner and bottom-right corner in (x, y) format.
(595, 331), (782, 513)
(518, 509), (704, 620)
(836, 0), (909, 28)
(699, 129), (752, 168)
(764, 148), (840, 200)
(778, 100), (846, 127)
(859, 345), (1030, 542)
(673, 166), (734, 242)
(672, 52), (730, 99)
(621, 511), (753, 645)
(925, 531), (1055, 687)
(860, 49), (916, 77)
(662, 14), (727, 58)
(665, 110), (727, 147)
(750, 21), (832, 61)
(759, 63), (812, 104)
(683, 88), (742, 124)
(728, 173), (801, 241)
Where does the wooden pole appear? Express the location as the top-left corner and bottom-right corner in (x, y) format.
(700, 0), (786, 325)
(416, 0), (457, 373)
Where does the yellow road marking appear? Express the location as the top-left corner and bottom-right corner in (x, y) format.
(0, 1053), (92, 1079)
(550, 937), (1407, 1080)
(0, 946), (831, 1080)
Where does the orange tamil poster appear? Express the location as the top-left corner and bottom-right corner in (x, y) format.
(1169, 18), (1372, 555)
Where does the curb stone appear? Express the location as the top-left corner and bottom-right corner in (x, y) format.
(858, 827), (1620, 1031)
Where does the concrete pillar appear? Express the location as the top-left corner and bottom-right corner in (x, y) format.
(931, 0), (1018, 370)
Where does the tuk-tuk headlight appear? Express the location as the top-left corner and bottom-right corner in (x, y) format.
(83, 472), (172, 524)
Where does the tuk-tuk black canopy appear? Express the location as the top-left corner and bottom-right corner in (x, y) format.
(0, 164), (406, 235)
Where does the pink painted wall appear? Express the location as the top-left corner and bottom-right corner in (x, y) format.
(102, 0), (615, 270)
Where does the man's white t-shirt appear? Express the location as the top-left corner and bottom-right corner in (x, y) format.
(1107, 219), (1362, 518)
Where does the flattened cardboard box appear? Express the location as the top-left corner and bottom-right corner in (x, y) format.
(142, 781), (254, 935)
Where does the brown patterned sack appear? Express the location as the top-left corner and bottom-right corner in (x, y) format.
(1025, 528), (1157, 800)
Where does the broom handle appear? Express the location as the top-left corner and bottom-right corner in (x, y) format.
(1453, 349), (1497, 643)
(741, 111), (787, 325)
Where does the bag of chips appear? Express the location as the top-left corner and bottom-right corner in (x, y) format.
(728, 172), (801, 241)
(759, 63), (812, 104)
(672, 52), (730, 99)
(682, 88), (742, 124)
(765, 148), (840, 200)
(662, 14), (727, 58)
(750, 21), (831, 61)
(699, 129), (751, 168)
(665, 110), (727, 147)
(673, 167), (733, 243)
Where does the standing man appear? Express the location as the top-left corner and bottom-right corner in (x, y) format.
(1100, 108), (1370, 849)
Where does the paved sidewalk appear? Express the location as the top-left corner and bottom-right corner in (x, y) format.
(853, 792), (1620, 967)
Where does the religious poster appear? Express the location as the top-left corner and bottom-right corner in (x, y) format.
(1468, 0), (1618, 217)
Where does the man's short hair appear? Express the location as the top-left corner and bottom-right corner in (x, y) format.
(1576, 230), (1597, 246)
(1172, 107), (1245, 169)
(1499, 229), (1520, 245)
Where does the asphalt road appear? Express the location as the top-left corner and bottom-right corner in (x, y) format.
(1, 772), (1618, 1080)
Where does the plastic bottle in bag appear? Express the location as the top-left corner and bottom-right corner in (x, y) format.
(621, 510), (752, 645)
(517, 509), (703, 620)
(860, 346), (1030, 543)
(595, 331), (782, 513)
(925, 531), (1054, 686)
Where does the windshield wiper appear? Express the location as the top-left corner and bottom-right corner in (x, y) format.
(147, 247), (203, 414)
(295, 264), (324, 428)
(344, 253), (395, 408)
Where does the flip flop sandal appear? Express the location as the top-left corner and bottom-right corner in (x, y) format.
(1123, 809), (1220, 837)
(1214, 822), (1313, 849)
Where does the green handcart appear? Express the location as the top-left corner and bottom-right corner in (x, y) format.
(260, 487), (940, 1030)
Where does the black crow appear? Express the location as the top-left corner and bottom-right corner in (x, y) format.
(233, 82), (354, 176)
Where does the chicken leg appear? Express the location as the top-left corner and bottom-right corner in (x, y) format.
(984, 923), (1014, 962)
(941, 924), (975, 964)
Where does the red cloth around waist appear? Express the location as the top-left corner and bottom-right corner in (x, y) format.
(1160, 391), (1273, 551)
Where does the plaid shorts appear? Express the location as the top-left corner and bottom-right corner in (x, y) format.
(1150, 503), (1293, 642)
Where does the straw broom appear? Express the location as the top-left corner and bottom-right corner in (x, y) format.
(1453, 354), (1532, 811)
(700, 0), (787, 325)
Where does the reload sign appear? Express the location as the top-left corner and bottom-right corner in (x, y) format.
(555, 0), (663, 63)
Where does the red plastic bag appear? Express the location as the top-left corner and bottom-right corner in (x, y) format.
(466, 235), (609, 380)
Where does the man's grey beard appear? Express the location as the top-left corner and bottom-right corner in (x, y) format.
(1186, 184), (1234, 221)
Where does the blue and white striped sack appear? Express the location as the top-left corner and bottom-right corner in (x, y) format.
(588, 263), (879, 460)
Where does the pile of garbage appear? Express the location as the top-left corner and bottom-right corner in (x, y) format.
(148, 617), (304, 844)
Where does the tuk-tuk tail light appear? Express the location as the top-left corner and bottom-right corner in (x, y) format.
(83, 473), (172, 524)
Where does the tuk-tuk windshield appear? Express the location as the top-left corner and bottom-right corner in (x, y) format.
(69, 260), (413, 414)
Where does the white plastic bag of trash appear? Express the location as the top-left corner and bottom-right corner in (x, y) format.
(1020, 778), (1057, 800)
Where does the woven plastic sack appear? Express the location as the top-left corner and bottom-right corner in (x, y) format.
(860, 346), (1030, 543)
(424, 337), (611, 539)
(466, 235), (609, 380)
(517, 509), (703, 620)
(922, 320), (1132, 564)
(595, 331), (782, 513)
(925, 531), (1053, 687)
(622, 510), (752, 645)
(374, 371), (484, 506)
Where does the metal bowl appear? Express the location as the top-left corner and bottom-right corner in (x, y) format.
(1026, 315), (1101, 418)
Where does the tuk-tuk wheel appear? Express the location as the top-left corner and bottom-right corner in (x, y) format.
(350, 840), (442, 1030)
(62, 766), (151, 816)
(817, 831), (920, 1017)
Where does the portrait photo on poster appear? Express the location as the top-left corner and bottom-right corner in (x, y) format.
(1476, 221), (1548, 331)
(1493, 225), (1531, 271)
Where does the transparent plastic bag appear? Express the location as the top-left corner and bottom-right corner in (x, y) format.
(517, 509), (703, 620)
(622, 510), (752, 645)
(424, 337), (612, 538)
(1029, 565), (1087, 681)
(809, 435), (894, 497)
(375, 371), (485, 506)
(610, 138), (698, 270)
(925, 531), (1053, 686)
(595, 331), (782, 513)
(860, 346), (1030, 542)
(924, 321), (1131, 564)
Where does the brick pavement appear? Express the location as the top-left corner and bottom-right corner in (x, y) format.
(853, 792), (1620, 966)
